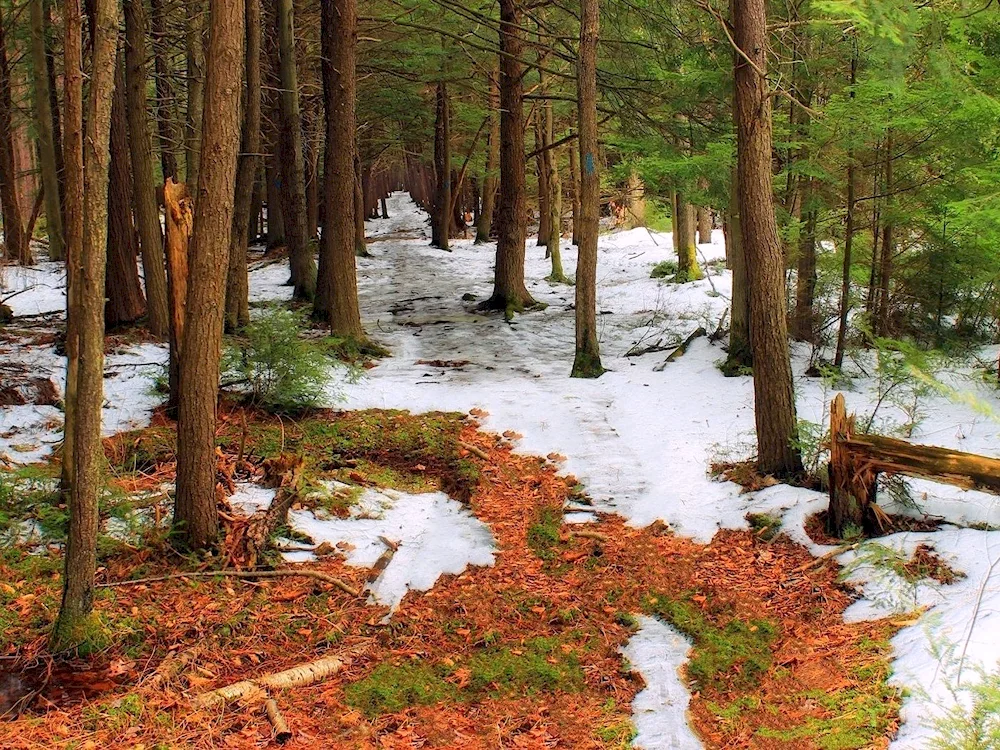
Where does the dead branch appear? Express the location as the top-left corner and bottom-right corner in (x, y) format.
(653, 327), (707, 371)
(459, 440), (489, 461)
(97, 569), (360, 597)
(264, 698), (292, 743)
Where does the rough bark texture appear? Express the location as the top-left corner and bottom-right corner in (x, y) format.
(175, 0), (244, 550)
(725, 171), (752, 372)
(185, 0), (205, 187)
(792, 196), (818, 343)
(697, 206), (712, 244)
(733, 0), (802, 476)
(0, 12), (28, 265)
(315, 0), (362, 336)
(571, 0), (603, 378)
(105, 51), (147, 329)
(475, 70), (499, 244)
(431, 81), (451, 251)
(29, 0), (64, 260)
(225, 0), (261, 333)
(276, 0), (316, 299)
(150, 0), (180, 179)
(163, 178), (192, 414)
(53, 0), (115, 649)
(124, 0), (170, 337)
(480, 0), (535, 314)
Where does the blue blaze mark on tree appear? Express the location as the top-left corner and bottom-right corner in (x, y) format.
(584, 153), (595, 175)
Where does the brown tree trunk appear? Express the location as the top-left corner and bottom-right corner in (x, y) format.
(225, 0), (261, 333)
(877, 130), (893, 336)
(535, 104), (550, 247)
(0, 12), (28, 265)
(175, 0), (244, 551)
(53, 0), (115, 650)
(792, 192), (818, 343)
(568, 138), (580, 246)
(29, 0), (64, 260)
(480, 0), (535, 314)
(265, 148), (285, 246)
(431, 80), (451, 251)
(697, 206), (712, 245)
(354, 152), (367, 256)
(315, 0), (362, 336)
(125, 0), (170, 337)
(674, 192), (702, 282)
(732, 0), (802, 476)
(571, 0), (603, 378)
(544, 90), (564, 280)
(725, 168), (752, 372)
(834, 45), (858, 369)
(475, 69), (499, 244)
(185, 0), (205, 187)
(149, 0), (180, 180)
(105, 51), (147, 329)
(275, 0), (316, 299)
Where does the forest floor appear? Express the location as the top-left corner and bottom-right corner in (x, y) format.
(1, 193), (1000, 747)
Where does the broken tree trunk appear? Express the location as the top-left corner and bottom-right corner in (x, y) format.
(163, 178), (193, 415)
(827, 393), (1000, 538)
(235, 455), (305, 568)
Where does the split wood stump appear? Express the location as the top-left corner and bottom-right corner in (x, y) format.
(827, 393), (1000, 537)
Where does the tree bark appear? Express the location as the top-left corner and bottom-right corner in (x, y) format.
(535, 105), (549, 247)
(568, 136), (580, 246)
(791, 193), (818, 343)
(480, 0), (535, 314)
(185, 0), (206, 187)
(353, 152), (367, 255)
(571, 0), (603, 378)
(732, 0), (802, 476)
(124, 0), (170, 337)
(265, 147), (285, 246)
(315, 0), (363, 336)
(175, 0), (244, 551)
(225, 0), (261, 333)
(544, 88), (564, 280)
(876, 130), (893, 336)
(29, 0), (64, 260)
(674, 192), (702, 282)
(0, 12), (28, 265)
(105, 50), (147, 329)
(725, 168), (752, 371)
(697, 206), (712, 244)
(53, 0), (115, 650)
(431, 80), (451, 251)
(834, 45), (858, 369)
(276, 0), (316, 299)
(475, 70), (499, 244)
(149, 0), (181, 180)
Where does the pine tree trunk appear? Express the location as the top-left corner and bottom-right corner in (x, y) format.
(185, 0), (205, 186)
(624, 169), (645, 228)
(481, 0), (535, 314)
(29, 0), (64, 260)
(834, 46), (857, 369)
(149, 0), (180, 180)
(571, 0), (602, 378)
(431, 81), (451, 251)
(724, 171), (752, 371)
(53, 0), (115, 650)
(475, 70), (499, 244)
(354, 152), (367, 255)
(544, 92), (564, 280)
(265, 149), (285, 246)
(877, 130), (893, 336)
(535, 105), (550, 247)
(697, 206), (712, 244)
(225, 0), (260, 333)
(175, 0), (244, 551)
(568, 132), (580, 246)
(315, 0), (362, 336)
(105, 51), (147, 329)
(674, 192), (702, 282)
(124, 0), (170, 337)
(45, 18), (66, 212)
(275, 0), (316, 299)
(0, 12), (28, 265)
(732, 0), (802, 476)
(792, 195), (818, 343)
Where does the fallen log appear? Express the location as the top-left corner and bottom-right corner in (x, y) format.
(264, 698), (292, 743)
(653, 327), (706, 371)
(97, 568), (360, 597)
(194, 654), (345, 708)
(236, 455), (305, 568)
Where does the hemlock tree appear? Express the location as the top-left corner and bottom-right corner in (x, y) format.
(571, 0), (603, 379)
(174, 0), (244, 550)
(0, 9), (28, 265)
(316, 0), (363, 336)
(53, 0), (116, 650)
(732, 0), (802, 476)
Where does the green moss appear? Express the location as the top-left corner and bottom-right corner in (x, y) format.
(571, 347), (605, 379)
(642, 593), (778, 691)
(323, 335), (390, 365)
(746, 512), (782, 541)
(650, 260), (678, 279)
(527, 506), (563, 561)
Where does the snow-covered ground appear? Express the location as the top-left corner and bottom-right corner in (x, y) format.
(4, 191), (1000, 746)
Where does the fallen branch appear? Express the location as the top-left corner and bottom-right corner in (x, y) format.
(366, 536), (400, 588)
(264, 698), (292, 743)
(653, 327), (707, 371)
(97, 569), (360, 597)
(236, 455), (305, 568)
(459, 440), (489, 461)
(791, 542), (860, 574)
(194, 654), (346, 708)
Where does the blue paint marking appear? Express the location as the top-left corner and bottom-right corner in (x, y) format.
(584, 153), (595, 175)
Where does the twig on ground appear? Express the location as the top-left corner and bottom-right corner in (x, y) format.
(459, 440), (489, 461)
(97, 569), (361, 597)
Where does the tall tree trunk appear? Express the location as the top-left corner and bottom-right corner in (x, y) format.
(624, 169), (645, 228)
(571, 0), (602, 378)
(125, 0), (170, 337)
(535, 104), (550, 247)
(481, 0), (535, 314)
(431, 81), (451, 251)
(45, 14), (66, 211)
(315, 0), (362, 336)
(185, 0), (205, 186)
(149, 0), (180, 179)
(275, 0), (315, 299)
(29, 0), (64, 260)
(225, 0), (260, 333)
(725, 169), (752, 371)
(674, 191), (702, 282)
(354, 152), (367, 256)
(732, 0), (802, 476)
(834, 45), (857, 369)
(0, 11), (28, 265)
(105, 51), (147, 329)
(175, 0), (244, 551)
(697, 206), (712, 244)
(792, 188), (818, 343)
(265, 147), (284, 246)
(475, 69), (499, 244)
(544, 91), (565, 280)
(877, 130), (893, 336)
(53, 0), (115, 650)
(569, 137), (580, 246)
